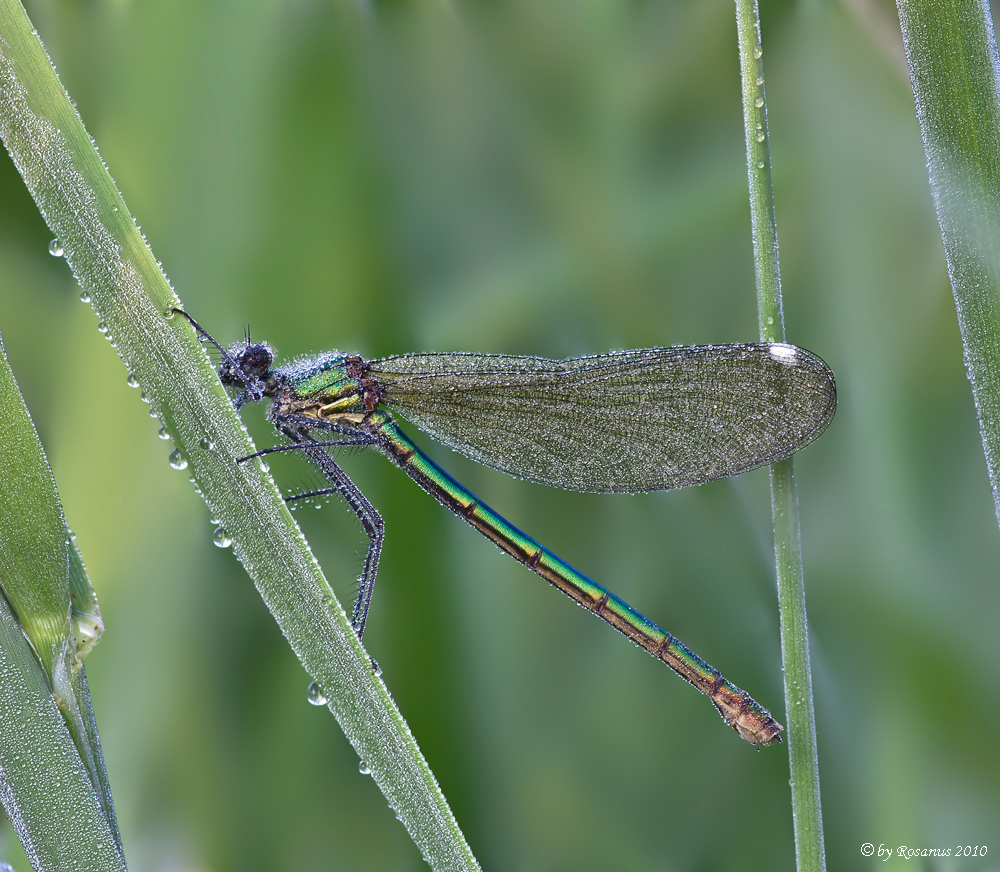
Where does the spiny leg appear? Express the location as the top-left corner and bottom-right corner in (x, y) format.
(238, 428), (376, 463)
(278, 426), (384, 640)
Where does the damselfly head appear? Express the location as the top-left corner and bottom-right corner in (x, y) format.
(170, 310), (279, 406)
(219, 339), (276, 404)
(226, 340), (274, 381)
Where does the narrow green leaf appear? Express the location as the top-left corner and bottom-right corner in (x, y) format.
(0, 334), (71, 678)
(896, 0), (1000, 525)
(0, 334), (123, 869)
(0, 594), (125, 872)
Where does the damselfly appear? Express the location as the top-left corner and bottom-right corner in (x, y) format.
(174, 310), (836, 746)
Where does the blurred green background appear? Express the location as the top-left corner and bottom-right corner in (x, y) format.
(2, 0), (999, 869)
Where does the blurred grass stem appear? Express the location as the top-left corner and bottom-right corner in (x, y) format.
(735, 2), (826, 870)
(896, 0), (1000, 525)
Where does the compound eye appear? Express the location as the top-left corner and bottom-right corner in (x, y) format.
(239, 343), (274, 378)
(217, 361), (245, 387)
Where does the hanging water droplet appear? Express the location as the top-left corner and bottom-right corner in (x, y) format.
(371, 658), (382, 677)
(756, 131), (765, 142)
(168, 449), (188, 470)
(212, 526), (232, 548)
(80, 289), (91, 303)
(756, 75), (763, 86)
(754, 96), (763, 108)
(97, 321), (108, 335)
(754, 45), (762, 59)
(306, 680), (327, 706)
(48, 239), (64, 257)
(358, 760), (371, 775)
(199, 437), (215, 451)
(158, 425), (171, 440)
(126, 373), (139, 388)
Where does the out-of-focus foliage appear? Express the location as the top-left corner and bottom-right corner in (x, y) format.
(0, 1), (997, 869)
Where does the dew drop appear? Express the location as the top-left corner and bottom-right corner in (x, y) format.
(754, 45), (762, 59)
(163, 308), (175, 319)
(199, 437), (215, 451)
(212, 526), (232, 548)
(757, 160), (765, 169)
(306, 681), (327, 706)
(756, 131), (765, 142)
(80, 290), (91, 303)
(756, 75), (763, 86)
(358, 760), (371, 775)
(126, 373), (139, 389)
(371, 658), (382, 677)
(754, 96), (763, 108)
(48, 239), (64, 257)
(97, 321), (108, 335)
(168, 449), (188, 470)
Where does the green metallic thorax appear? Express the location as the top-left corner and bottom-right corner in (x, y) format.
(291, 359), (358, 399)
(272, 354), (388, 432)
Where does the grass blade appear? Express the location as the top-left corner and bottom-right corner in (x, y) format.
(734, 2), (827, 869)
(0, 332), (124, 870)
(896, 0), (1000, 525)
